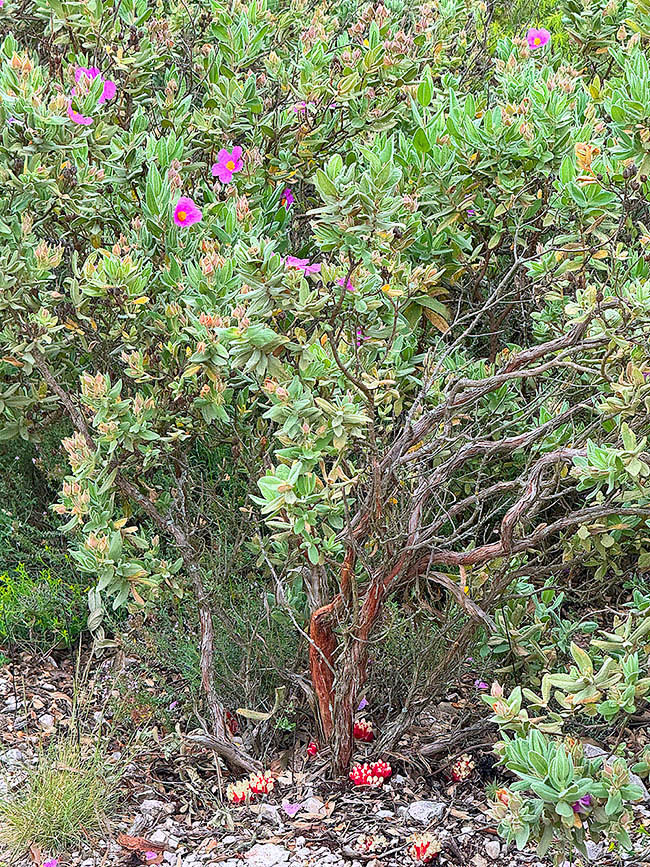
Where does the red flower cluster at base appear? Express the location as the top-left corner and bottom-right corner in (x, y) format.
(408, 833), (442, 862)
(353, 719), (375, 742)
(307, 740), (319, 757)
(226, 769), (275, 803)
(451, 753), (475, 783)
(349, 760), (392, 787)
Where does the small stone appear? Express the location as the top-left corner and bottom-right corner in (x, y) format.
(256, 803), (281, 825)
(149, 829), (168, 845)
(484, 840), (500, 859)
(375, 809), (393, 819)
(38, 713), (55, 730)
(295, 838), (305, 848)
(140, 799), (168, 816)
(244, 843), (290, 867)
(402, 800), (447, 824)
(0, 748), (26, 765)
(586, 840), (604, 861)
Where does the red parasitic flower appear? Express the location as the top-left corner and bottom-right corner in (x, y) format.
(353, 719), (374, 742)
(226, 779), (251, 804)
(307, 740), (319, 757)
(349, 760), (392, 787)
(248, 770), (275, 795)
(451, 753), (475, 783)
(408, 833), (442, 863)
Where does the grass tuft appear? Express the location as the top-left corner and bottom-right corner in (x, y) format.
(0, 736), (119, 854)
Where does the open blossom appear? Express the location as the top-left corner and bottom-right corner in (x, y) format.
(280, 188), (294, 208)
(67, 102), (93, 125)
(286, 255), (321, 275)
(173, 196), (202, 227)
(74, 66), (117, 104)
(526, 27), (551, 49)
(212, 146), (243, 184)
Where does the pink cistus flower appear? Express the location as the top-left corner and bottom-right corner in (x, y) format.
(67, 102), (93, 125)
(337, 276), (355, 292)
(173, 196), (202, 227)
(74, 66), (117, 104)
(280, 188), (294, 208)
(526, 27), (551, 49)
(211, 146), (243, 184)
(286, 255), (321, 275)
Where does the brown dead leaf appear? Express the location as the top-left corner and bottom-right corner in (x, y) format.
(29, 843), (42, 864)
(117, 833), (165, 854)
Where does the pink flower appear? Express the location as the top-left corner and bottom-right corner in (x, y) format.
(281, 800), (302, 817)
(67, 101), (93, 125)
(474, 680), (488, 690)
(173, 196), (202, 227)
(211, 146), (243, 184)
(74, 66), (117, 104)
(357, 697), (368, 710)
(526, 27), (551, 49)
(143, 854), (158, 862)
(0, 2), (5, 8)
(280, 188), (294, 208)
(43, 859), (59, 867)
(286, 256), (321, 275)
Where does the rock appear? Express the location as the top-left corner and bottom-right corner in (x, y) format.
(255, 803), (281, 825)
(244, 844), (290, 867)
(139, 799), (168, 816)
(149, 829), (168, 845)
(39, 713), (55, 729)
(375, 809), (393, 819)
(402, 800), (446, 824)
(0, 748), (26, 765)
(585, 840), (604, 861)
(302, 796), (327, 816)
(484, 840), (500, 859)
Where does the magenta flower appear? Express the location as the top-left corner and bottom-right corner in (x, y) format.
(281, 800), (303, 817)
(280, 188), (294, 208)
(354, 327), (369, 348)
(474, 680), (489, 690)
(286, 256), (321, 275)
(526, 27), (551, 49)
(173, 197), (202, 227)
(358, 697), (368, 710)
(337, 276), (355, 292)
(211, 147), (243, 184)
(74, 66), (117, 104)
(43, 859), (59, 867)
(67, 101), (93, 126)
(572, 794), (592, 813)
(143, 853), (158, 862)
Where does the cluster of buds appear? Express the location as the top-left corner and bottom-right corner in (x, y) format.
(451, 753), (475, 783)
(111, 234), (131, 257)
(10, 51), (34, 79)
(199, 312), (226, 329)
(353, 719), (374, 742)
(34, 240), (64, 270)
(54, 480), (90, 517)
(383, 30), (414, 58)
(235, 195), (251, 224)
(167, 159), (182, 192)
(62, 432), (93, 471)
(148, 17), (175, 48)
(349, 760), (392, 787)
(86, 532), (109, 555)
(408, 833), (442, 863)
(164, 79), (178, 106)
(349, 3), (389, 36)
(354, 834), (388, 854)
(81, 372), (108, 400)
(199, 247), (226, 277)
(307, 740), (319, 757)
(226, 769), (275, 803)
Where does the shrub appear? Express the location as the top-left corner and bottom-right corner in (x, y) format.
(0, 736), (119, 853)
(2, 0), (650, 776)
(0, 563), (87, 651)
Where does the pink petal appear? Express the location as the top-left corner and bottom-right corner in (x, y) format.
(217, 148), (230, 163)
(67, 101), (93, 125)
(281, 800), (302, 817)
(100, 79), (117, 103)
(231, 145), (242, 161)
